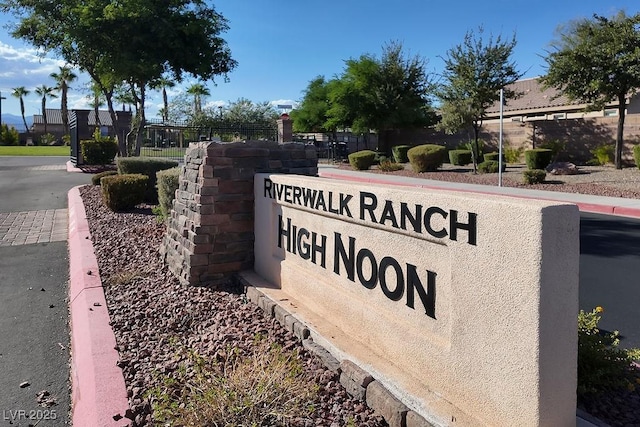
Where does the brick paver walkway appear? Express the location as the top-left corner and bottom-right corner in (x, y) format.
(0, 209), (68, 246)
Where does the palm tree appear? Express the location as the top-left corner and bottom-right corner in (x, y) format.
(34, 85), (58, 134)
(186, 82), (210, 115)
(50, 65), (77, 136)
(87, 82), (106, 128)
(11, 86), (30, 133)
(151, 77), (175, 122)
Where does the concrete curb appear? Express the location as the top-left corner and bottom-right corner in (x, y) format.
(317, 170), (640, 219)
(68, 186), (131, 426)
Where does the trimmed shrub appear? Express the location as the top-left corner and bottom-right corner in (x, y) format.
(391, 145), (411, 163)
(483, 152), (506, 162)
(407, 144), (447, 172)
(523, 169), (546, 184)
(448, 149), (472, 166)
(477, 160), (506, 174)
(590, 144), (615, 165)
(525, 148), (553, 170)
(378, 159), (404, 172)
(348, 150), (377, 170)
(100, 174), (148, 211)
(156, 167), (181, 219)
(634, 145), (640, 170)
(81, 135), (119, 165)
(117, 157), (179, 203)
(91, 170), (118, 185)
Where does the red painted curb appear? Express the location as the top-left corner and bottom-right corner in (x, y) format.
(68, 186), (131, 427)
(318, 170), (640, 219)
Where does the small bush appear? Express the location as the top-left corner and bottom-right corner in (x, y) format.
(525, 148), (553, 170)
(578, 306), (640, 397)
(156, 167), (181, 219)
(100, 173), (148, 211)
(81, 135), (119, 165)
(348, 150), (377, 170)
(407, 144), (447, 172)
(391, 145), (411, 163)
(477, 160), (506, 174)
(448, 149), (472, 166)
(378, 159), (404, 172)
(634, 145), (640, 170)
(504, 145), (525, 164)
(40, 133), (57, 146)
(91, 170), (118, 185)
(590, 144), (615, 166)
(483, 152), (506, 163)
(117, 157), (179, 203)
(523, 169), (546, 184)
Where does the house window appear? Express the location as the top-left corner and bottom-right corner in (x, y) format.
(552, 113), (565, 120)
(604, 109), (618, 117)
(100, 126), (109, 137)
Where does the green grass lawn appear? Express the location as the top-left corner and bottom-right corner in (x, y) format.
(0, 146), (71, 156)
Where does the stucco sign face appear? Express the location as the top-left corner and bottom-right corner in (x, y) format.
(257, 176), (478, 328)
(253, 173), (579, 426)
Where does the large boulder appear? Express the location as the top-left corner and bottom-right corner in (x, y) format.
(546, 162), (579, 175)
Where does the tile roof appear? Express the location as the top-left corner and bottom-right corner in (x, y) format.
(485, 77), (583, 114)
(33, 109), (113, 126)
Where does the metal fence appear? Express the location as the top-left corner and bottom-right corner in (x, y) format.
(140, 120), (278, 160)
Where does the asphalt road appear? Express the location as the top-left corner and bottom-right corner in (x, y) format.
(0, 156), (89, 426)
(580, 212), (640, 350)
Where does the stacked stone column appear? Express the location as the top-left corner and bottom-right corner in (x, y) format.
(161, 141), (317, 287)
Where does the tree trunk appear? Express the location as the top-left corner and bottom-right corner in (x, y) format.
(105, 94), (123, 156)
(615, 93), (626, 169)
(42, 99), (47, 134)
(472, 122), (480, 174)
(61, 87), (69, 136)
(134, 85), (146, 156)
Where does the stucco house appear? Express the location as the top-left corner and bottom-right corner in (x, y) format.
(480, 77), (640, 163)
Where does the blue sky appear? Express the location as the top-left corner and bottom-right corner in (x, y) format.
(0, 1), (638, 120)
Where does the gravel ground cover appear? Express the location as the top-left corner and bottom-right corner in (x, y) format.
(80, 162), (640, 425)
(80, 185), (386, 426)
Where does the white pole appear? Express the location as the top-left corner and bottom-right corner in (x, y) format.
(498, 88), (504, 187)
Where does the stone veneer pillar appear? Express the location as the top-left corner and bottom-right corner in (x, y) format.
(160, 140), (317, 287)
(277, 116), (293, 143)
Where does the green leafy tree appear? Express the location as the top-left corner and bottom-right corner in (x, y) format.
(438, 27), (523, 172)
(2, 0), (237, 156)
(0, 124), (20, 145)
(50, 65), (77, 136)
(34, 84), (58, 135)
(223, 98), (279, 124)
(290, 76), (333, 133)
(540, 11), (640, 169)
(11, 86), (30, 133)
(327, 41), (436, 153)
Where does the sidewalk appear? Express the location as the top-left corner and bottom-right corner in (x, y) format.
(318, 164), (640, 219)
(66, 164), (622, 426)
